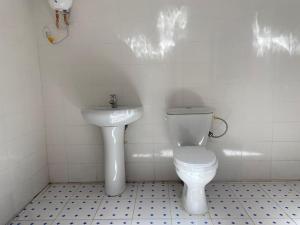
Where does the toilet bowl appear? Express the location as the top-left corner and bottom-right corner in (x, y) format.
(174, 146), (218, 214)
(166, 107), (219, 215)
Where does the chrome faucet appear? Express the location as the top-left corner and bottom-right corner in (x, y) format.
(109, 94), (118, 108)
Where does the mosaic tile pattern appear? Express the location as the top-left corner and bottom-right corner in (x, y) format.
(133, 198), (171, 219)
(8, 181), (300, 225)
(206, 183), (235, 199)
(95, 199), (135, 219)
(230, 183), (269, 199)
(208, 199), (249, 219)
(37, 184), (80, 200)
(57, 199), (100, 220)
(71, 184), (105, 200)
(137, 182), (169, 198)
(260, 183), (300, 198)
(14, 200), (66, 221)
(241, 199), (288, 219)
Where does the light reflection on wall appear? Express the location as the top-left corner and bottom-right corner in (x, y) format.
(132, 149), (173, 159)
(124, 6), (187, 59)
(253, 14), (300, 56)
(132, 153), (153, 159)
(223, 149), (262, 157)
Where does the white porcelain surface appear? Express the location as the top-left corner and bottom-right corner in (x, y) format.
(167, 107), (213, 147)
(82, 106), (143, 127)
(176, 162), (218, 214)
(102, 126), (126, 196)
(82, 106), (142, 196)
(167, 107), (218, 214)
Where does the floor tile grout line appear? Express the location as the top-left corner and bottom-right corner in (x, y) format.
(169, 182), (178, 225)
(14, 193), (72, 222)
(83, 182), (104, 221)
(129, 183), (138, 225)
(258, 182), (284, 199)
(48, 198), (72, 223)
(286, 181), (300, 194)
(209, 198), (252, 220)
(292, 218), (299, 225)
(219, 182), (239, 199)
(34, 183), (52, 201)
(166, 181), (173, 224)
(234, 195), (258, 225)
(90, 185), (105, 222)
(237, 197), (295, 221)
(47, 183), (82, 223)
(265, 182), (300, 199)
(270, 197), (298, 221)
(228, 182), (270, 199)
(166, 182), (173, 224)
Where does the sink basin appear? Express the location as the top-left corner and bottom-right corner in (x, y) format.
(82, 106), (143, 127)
(81, 105), (143, 196)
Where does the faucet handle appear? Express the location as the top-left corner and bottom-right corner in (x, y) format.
(109, 94), (118, 108)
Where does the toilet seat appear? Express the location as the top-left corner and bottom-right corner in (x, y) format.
(174, 146), (217, 172)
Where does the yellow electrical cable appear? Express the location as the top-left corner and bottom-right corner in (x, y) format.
(47, 35), (56, 44)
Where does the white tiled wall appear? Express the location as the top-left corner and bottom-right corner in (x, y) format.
(32, 0), (300, 182)
(0, 0), (48, 223)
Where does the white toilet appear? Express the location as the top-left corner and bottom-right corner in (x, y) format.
(167, 107), (218, 215)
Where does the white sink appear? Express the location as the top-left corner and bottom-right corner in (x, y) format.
(81, 106), (143, 196)
(82, 106), (143, 127)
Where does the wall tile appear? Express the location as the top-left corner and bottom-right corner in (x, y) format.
(125, 143), (154, 162)
(49, 164), (68, 183)
(65, 125), (102, 145)
(67, 144), (103, 164)
(273, 101), (300, 122)
(126, 162), (155, 181)
(154, 143), (174, 163)
(154, 162), (178, 181)
(0, 0), (48, 223)
(273, 123), (300, 141)
(240, 160), (271, 180)
(272, 142), (300, 160)
(241, 142), (272, 161)
(32, 0), (300, 183)
(47, 144), (68, 164)
(272, 161), (300, 180)
(68, 163), (98, 182)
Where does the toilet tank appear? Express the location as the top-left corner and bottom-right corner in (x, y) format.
(166, 107), (213, 147)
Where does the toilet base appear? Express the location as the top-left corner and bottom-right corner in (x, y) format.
(181, 183), (208, 215)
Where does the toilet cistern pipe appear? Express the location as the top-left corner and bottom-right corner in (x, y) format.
(209, 116), (228, 138)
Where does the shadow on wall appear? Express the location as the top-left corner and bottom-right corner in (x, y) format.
(47, 57), (141, 109)
(166, 88), (212, 109)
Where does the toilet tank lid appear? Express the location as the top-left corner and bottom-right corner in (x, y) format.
(167, 107), (213, 115)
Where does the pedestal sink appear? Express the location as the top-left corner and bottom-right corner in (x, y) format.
(82, 106), (143, 196)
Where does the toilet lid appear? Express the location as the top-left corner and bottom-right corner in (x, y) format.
(174, 146), (217, 168)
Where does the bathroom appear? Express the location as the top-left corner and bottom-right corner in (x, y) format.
(1, 0), (300, 224)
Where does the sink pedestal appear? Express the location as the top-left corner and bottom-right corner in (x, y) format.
(101, 126), (126, 196)
(82, 106), (143, 196)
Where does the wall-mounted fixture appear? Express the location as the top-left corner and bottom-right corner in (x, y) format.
(48, 0), (73, 28)
(44, 0), (73, 45)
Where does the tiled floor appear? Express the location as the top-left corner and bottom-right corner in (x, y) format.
(8, 181), (300, 225)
